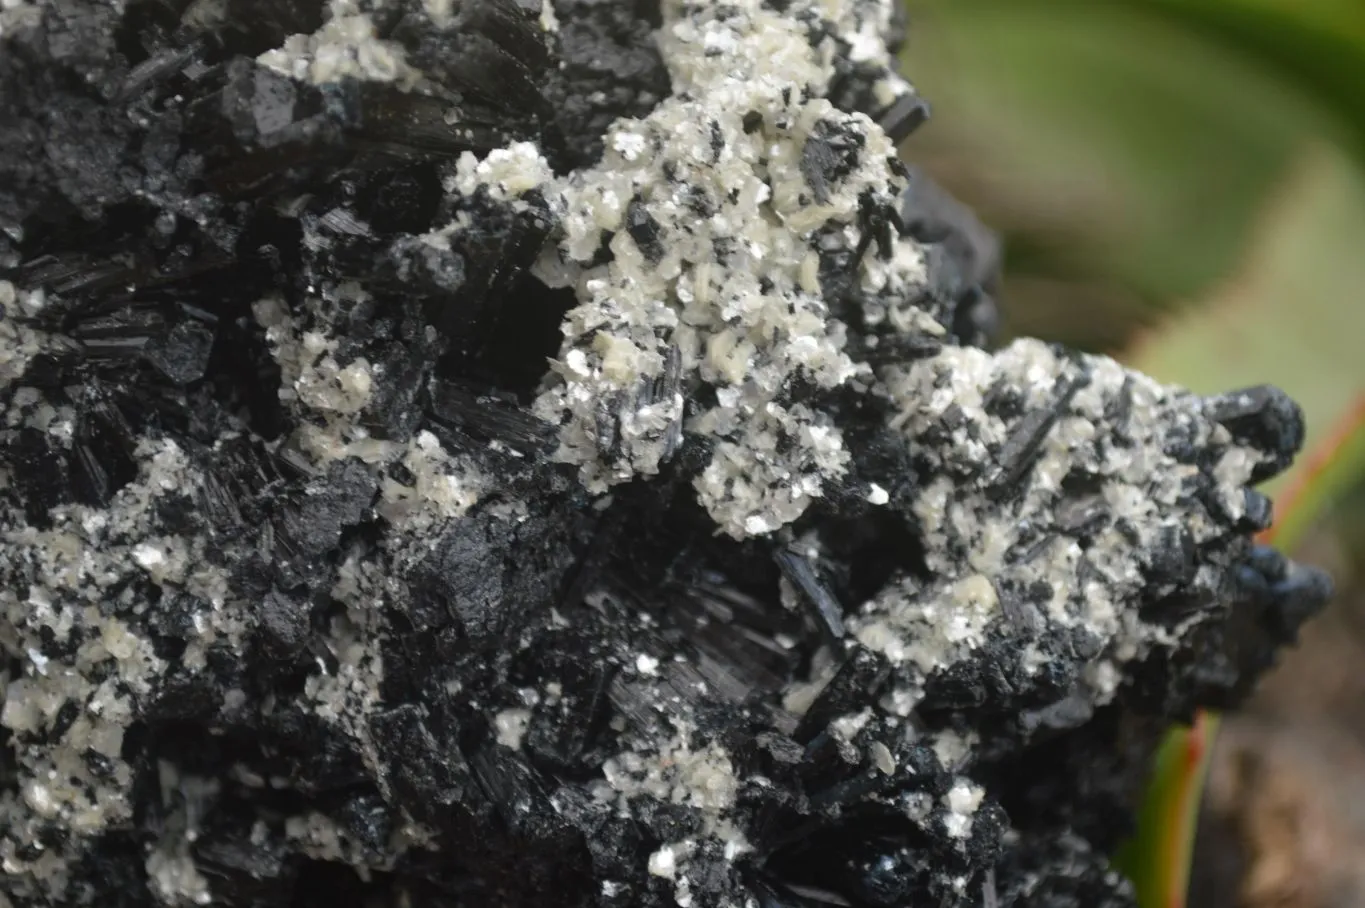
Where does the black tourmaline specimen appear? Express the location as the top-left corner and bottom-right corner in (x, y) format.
(0, 2), (1331, 907)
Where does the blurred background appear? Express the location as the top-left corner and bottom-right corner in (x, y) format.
(895, 2), (1365, 906)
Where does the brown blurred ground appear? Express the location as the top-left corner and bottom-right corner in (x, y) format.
(1190, 513), (1365, 908)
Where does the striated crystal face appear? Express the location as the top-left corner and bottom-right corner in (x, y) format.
(0, 1), (1330, 907)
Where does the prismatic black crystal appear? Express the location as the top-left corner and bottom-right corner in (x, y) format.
(0, 1), (1331, 907)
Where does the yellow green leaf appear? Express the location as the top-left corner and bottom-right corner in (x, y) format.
(901, 1), (1349, 312)
(1128, 143), (1365, 501)
(1114, 711), (1220, 908)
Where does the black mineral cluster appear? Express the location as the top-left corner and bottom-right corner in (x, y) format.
(0, 1), (1331, 907)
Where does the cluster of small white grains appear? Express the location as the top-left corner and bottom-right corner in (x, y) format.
(519, 0), (930, 538)
(144, 764), (219, 907)
(252, 282), (492, 752)
(592, 648), (754, 900)
(0, 313), (46, 388)
(303, 612), (387, 737)
(601, 723), (752, 905)
(932, 728), (979, 773)
(601, 734), (741, 817)
(0, 393), (426, 906)
(376, 430), (486, 533)
(0, 265), (487, 902)
(253, 292), (389, 464)
(850, 338), (1273, 707)
(821, 0), (918, 107)
(0, 282), (52, 391)
(450, 142), (557, 203)
(265, 0), (928, 539)
(257, 0), (565, 89)
(941, 780), (987, 841)
(859, 721), (989, 850)
(0, 1), (40, 40)
(258, 0), (416, 88)
(253, 291), (486, 534)
(853, 573), (999, 680)
(0, 438), (185, 893)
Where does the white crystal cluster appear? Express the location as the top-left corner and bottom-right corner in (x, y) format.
(259, 12), (415, 87)
(1, 435), (199, 887)
(0, 1), (40, 40)
(0, 281), (51, 391)
(852, 339), (1273, 711)
(517, 0), (927, 538)
(595, 657), (753, 908)
(252, 288), (487, 529)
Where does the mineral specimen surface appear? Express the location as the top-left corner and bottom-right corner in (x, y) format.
(0, 1), (1331, 906)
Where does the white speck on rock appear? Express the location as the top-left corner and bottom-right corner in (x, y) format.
(942, 781), (985, 840)
(259, 14), (415, 87)
(494, 708), (533, 750)
(648, 845), (678, 879)
(451, 142), (555, 202)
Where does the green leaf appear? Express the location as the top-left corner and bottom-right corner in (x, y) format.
(898, 0), (1357, 348)
(1128, 144), (1365, 501)
(1135, 0), (1365, 159)
(1113, 712), (1220, 908)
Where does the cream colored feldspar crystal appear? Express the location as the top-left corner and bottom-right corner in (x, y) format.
(518, 0), (925, 538)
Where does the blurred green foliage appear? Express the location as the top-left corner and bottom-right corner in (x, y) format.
(899, 0), (1362, 350)
(1130, 145), (1365, 498)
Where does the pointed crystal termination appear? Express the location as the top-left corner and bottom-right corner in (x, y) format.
(0, 1), (1329, 907)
